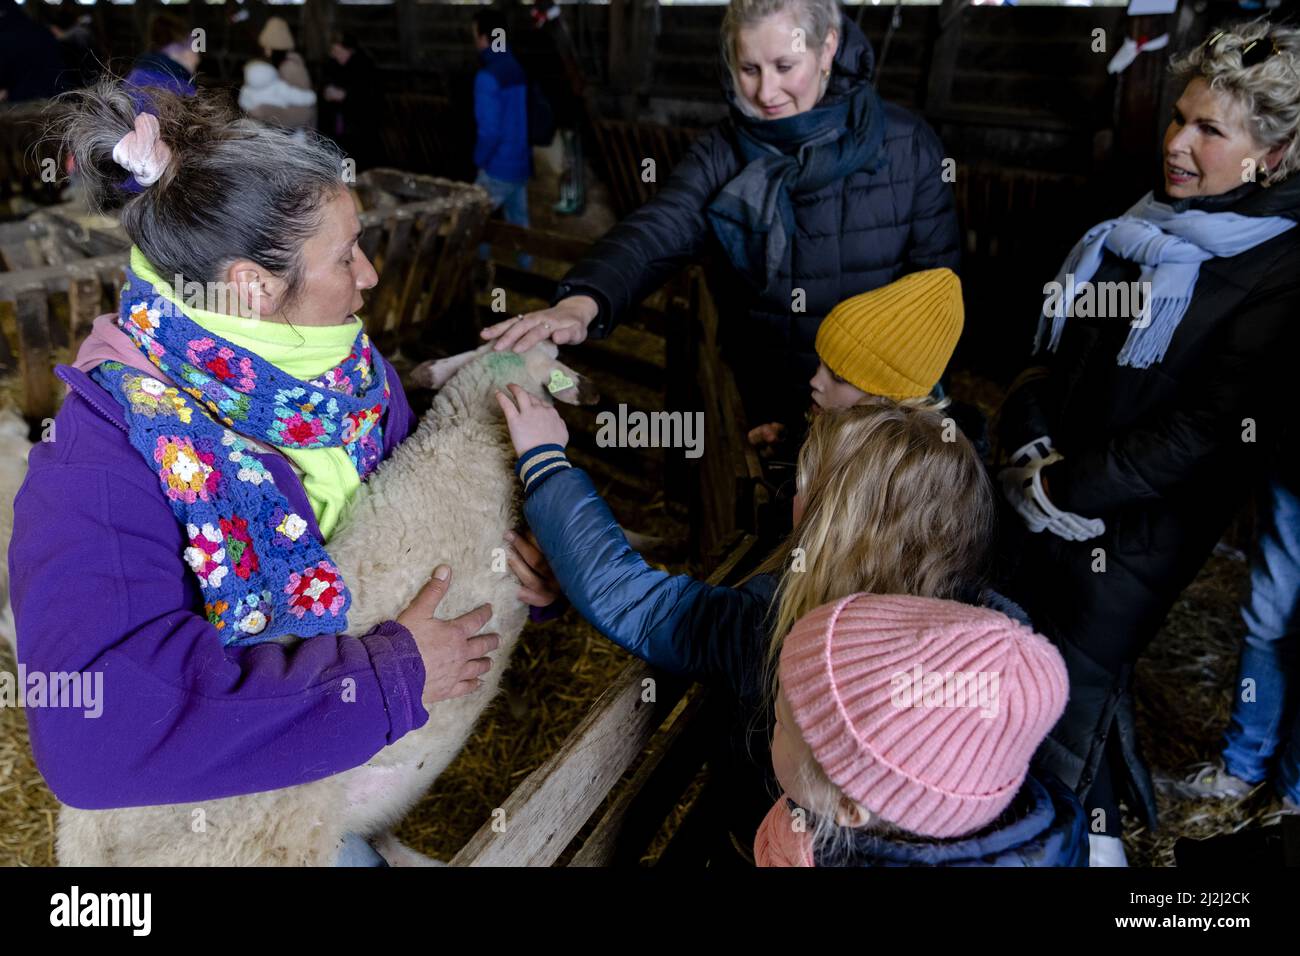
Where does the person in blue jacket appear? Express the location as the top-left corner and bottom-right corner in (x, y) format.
(497, 385), (1084, 864)
(472, 8), (533, 269)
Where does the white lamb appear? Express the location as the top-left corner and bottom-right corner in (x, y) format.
(55, 342), (594, 866)
(0, 405), (34, 655)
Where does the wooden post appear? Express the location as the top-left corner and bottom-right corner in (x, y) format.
(68, 270), (104, 351)
(15, 285), (55, 424)
(630, 0), (660, 99)
(1111, 7), (1207, 203)
(396, 0), (419, 71)
(132, 0), (152, 49)
(925, 0), (966, 115)
(609, 0), (628, 109)
(301, 0), (335, 65)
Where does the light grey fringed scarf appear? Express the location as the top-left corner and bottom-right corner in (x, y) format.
(1035, 191), (1296, 368)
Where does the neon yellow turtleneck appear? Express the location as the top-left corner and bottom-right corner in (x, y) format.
(129, 247), (367, 541)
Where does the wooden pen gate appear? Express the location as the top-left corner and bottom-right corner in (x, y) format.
(451, 533), (761, 867)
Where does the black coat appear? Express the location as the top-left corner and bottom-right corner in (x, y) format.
(554, 15), (960, 429)
(997, 174), (1300, 828)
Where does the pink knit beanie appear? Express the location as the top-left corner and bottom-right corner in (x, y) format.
(779, 592), (1069, 839)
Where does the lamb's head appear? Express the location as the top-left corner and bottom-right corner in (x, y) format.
(411, 342), (597, 419)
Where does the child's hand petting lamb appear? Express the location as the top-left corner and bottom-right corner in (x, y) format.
(395, 564), (500, 706)
(504, 529), (563, 608)
(495, 382), (570, 455)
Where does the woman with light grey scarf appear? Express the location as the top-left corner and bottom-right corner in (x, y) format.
(996, 20), (1300, 866)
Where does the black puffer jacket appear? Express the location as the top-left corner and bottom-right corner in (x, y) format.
(997, 173), (1300, 829)
(554, 13), (960, 428)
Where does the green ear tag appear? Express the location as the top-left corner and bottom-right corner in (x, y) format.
(548, 369), (575, 394)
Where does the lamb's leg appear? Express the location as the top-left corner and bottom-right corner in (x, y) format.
(371, 830), (447, 866)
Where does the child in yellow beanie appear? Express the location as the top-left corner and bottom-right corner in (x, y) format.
(811, 266), (964, 412)
(747, 268), (964, 447)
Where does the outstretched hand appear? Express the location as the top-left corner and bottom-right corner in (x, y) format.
(480, 296), (598, 353)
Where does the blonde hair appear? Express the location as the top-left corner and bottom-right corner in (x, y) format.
(755, 399), (995, 665)
(720, 0), (842, 119)
(1169, 19), (1300, 184)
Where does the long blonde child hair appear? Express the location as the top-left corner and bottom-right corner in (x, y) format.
(755, 398), (996, 683)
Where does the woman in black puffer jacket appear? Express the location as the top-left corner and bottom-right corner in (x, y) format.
(482, 0), (960, 439)
(996, 20), (1300, 866)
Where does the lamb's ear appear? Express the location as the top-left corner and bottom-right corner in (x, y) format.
(544, 359), (599, 406)
(409, 348), (483, 391)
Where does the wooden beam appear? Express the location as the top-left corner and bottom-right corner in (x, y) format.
(567, 689), (709, 866)
(0, 252), (130, 299)
(449, 659), (685, 867)
(15, 285), (55, 423)
(925, 0), (967, 114)
(450, 534), (761, 867)
(396, 0), (419, 72)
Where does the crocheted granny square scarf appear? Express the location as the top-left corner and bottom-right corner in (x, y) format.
(89, 262), (392, 646)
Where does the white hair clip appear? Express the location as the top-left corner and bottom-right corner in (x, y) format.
(112, 112), (173, 187)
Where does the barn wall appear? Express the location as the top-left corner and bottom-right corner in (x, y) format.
(27, 0), (1196, 378)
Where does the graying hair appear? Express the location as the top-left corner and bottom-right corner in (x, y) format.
(720, 0), (841, 118)
(53, 78), (348, 310)
(1169, 19), (1300, 184)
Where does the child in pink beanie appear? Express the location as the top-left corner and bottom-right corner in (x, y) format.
(757, 592), (1088, 867)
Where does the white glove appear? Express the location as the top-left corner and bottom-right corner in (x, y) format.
(999, 438), (1056, 534)
(1000, 437), (1106, 542)
(1041, 501), (1106, 542)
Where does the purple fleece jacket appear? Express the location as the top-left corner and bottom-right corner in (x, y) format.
(7, 324), (427, 810)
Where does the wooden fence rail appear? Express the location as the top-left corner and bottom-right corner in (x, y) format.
(451, 533), (760, 867)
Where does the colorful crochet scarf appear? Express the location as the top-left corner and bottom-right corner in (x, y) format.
(89, 261), (391, 647)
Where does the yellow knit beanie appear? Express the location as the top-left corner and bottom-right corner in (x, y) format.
(814, 268), (964, 400)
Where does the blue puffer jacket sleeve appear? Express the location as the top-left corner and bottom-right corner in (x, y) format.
(473, 69), (503, 174)
(522, 461), (775, 702)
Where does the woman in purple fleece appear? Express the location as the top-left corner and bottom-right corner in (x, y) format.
(8, 81), (500, 866)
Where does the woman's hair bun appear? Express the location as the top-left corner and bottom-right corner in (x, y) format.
(52, 78), (234, 214)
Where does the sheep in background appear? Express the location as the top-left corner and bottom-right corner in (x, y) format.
(0, 405), (33, 656)
(56, 342), (595, 866)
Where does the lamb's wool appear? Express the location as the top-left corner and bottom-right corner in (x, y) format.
(56, 346), (569, 866)
(0, 406), (32, 655)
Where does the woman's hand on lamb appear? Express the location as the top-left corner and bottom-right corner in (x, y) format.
(397, 565), (500, 705)
(481, 295), (599, 353)
(504, 529), (563, 608)
(495, 383), (570, 456)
